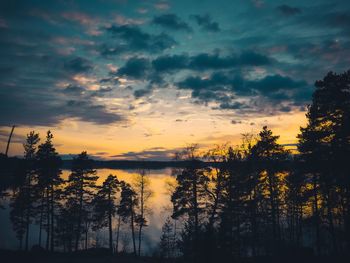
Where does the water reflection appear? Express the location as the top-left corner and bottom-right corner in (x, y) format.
(0, 168), (176, 254)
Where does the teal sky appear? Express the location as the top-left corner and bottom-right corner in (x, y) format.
(0, 0), (349, 160)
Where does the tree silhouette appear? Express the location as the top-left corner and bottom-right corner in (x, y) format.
(65, 151), (97, 251)
(171, 145), (209, 261)
(298, 70), (350, 254)
(36, 131), (62, 251)
(159, 216), (177, 259)
(118, 181), (138, 256)
(10, 188), (27, 250)
(10, 131), (41, 251)
(249, 126), (289, 254)
(133, 169), (153, 256)
(93, 174), (120, 253)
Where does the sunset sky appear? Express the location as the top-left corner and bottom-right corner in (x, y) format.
(0, 0), (349, 160)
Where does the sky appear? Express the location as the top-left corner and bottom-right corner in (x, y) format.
(0, 0), (349, 160)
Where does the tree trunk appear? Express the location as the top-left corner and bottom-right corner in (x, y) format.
(327, 190), (338, 254)
(138, 175), (144, 256)
(25, 211), (30, 251)
(116, 215), (121, 253)
(108, 192), (113, 253)
(75, 189), (83, 251)
(313, 174), (321, 255)
(138, 224), (143, 256)
(46, 188), (50, 250)
(85, 224), (88, 250)
(50, 184), (54, 252)
(25, 172), (32, 251)
(131, 196), (137, 256)
(38, 195), (44, 246)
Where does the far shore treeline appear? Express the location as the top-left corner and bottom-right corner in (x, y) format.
(0, 70), (350, 262)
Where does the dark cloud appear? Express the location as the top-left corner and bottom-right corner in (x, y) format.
(231, 120), (242, 125)
(249, 75), (307, 95)
(62, 84), (86, 95)
(110, 147), (178, 161)
(152, 13), (192, 31)
(152, 54), (189, 72)
(189, 53), (237, 70)
(237, 51), (271, 66)
(219, 101), (249, 110)
(0, 81), (124, 126)
(328, 12), (350, 32)
(64, 57), (93, 73)
(134, 88), (152, 98)
(117, 57), (150, 79)
(187, 51), (270, 69)
(65, 100), (123, 124)
(90, 87), (113, 97)
(149, 51), (271, 73)
(279, 105), (292, 112)
(177, 71), (311, 112)
(102, 25), (176, 55)
(277, 5), (301, 16)
(177, 72), (246, 94)
(190, 14), (220, 32)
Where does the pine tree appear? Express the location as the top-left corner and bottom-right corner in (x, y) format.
(133, 169), (153, 256)
(36, 130), (62, 251)
(65, 151), (97, 251)
(298, 70), (350, 254)
(93, 174), (120, 253)
(10, 188), (26, 250)
(171, 145), (209, 259)
(117, 181), (138, 256)
(249, 126), (288, 254)
(22, 131), (40, 251)
(159, 217), (176, 258)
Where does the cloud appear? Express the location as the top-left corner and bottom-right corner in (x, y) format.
(0, 81), (125, 126)
(0, 129), (26, 144)
(152, 54), (189, 72)
(277, 5), (301, 16)
(134, 88), (152, 98)
(190, 14), (220, 32)
(151, 51), (271, 72)
(219, 101), (249, 110)
(152, 13), (191, 31)
(102, 24), (176, 55)
(231, 120), (242, 125)
(65, 100), (124, 124)
(117, 57), (150, 79)
(249, 74), (307, 95)
(62, 84), (86, 95)
(90, 87), (113, 97)
(176, 71), (311, 113)
(110, 147), (178, 161)
(64, 57), (93, 73)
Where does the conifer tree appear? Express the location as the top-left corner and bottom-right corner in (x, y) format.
(65, 151), (97, 251)
(36, 130), (62, 251)
(117, 181), (138, 256)
(93, 174), (120, 252)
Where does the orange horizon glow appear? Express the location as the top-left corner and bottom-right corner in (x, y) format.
(0, 109), (307, 159)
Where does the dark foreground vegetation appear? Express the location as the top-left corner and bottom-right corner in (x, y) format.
(1, 70), (350, 263)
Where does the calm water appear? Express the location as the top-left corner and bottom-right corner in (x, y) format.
(0, 168), (176, 254)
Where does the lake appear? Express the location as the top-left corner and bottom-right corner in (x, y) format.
(0, 168), (176, 255)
